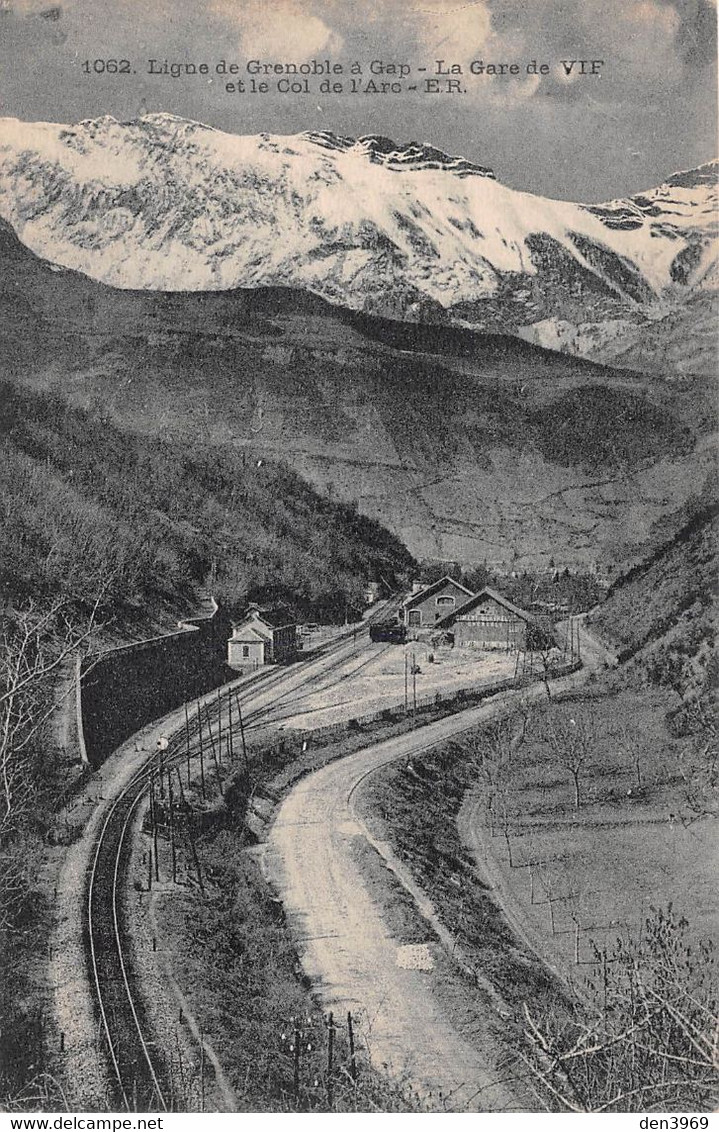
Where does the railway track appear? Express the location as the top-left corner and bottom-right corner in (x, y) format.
(85, 605), (396, 1110)
(88, 768), (169, 1110)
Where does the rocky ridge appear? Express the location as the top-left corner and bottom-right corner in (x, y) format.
(0, 114), (716, 372)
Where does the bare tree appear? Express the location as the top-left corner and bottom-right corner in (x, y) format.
(519, 908), (719, 1112)
(476, 709), (533, 839)
(536, 644), (557, 701)
(615, 723), (644, 791)
(676, 741), (719, 825)
(545, 711), (595, 810)
(0, 598), (101, 926)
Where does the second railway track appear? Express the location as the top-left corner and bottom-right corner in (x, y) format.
(85, 606), (396, 1109)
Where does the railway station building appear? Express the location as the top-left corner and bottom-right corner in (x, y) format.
(227, 606), (297, 668)
(398, 576), (475, 635)
(435, 586), (541, 650)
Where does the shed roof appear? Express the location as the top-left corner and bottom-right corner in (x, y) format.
(254, 607), (296, 629)
(234, 606), (296, 631)
(230, 625), (267, 644)
(403, 575), (474, 610)
(436, 586), (536, 628)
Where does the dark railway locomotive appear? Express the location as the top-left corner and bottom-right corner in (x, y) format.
(369, 621), (407, 644)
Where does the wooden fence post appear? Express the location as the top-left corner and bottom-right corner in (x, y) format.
(347, 1011), (357, 1081)
(293, 1021), (301, 1099)
(326, 1011), (334, 1108)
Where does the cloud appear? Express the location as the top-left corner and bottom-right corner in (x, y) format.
(210, 0), (343, 60)
(411, 0), (492, 59)
(608, 1), (682, 76)
(474, 0), (702, 96)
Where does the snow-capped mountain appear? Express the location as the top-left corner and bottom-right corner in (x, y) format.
(0, 113), (716, 369)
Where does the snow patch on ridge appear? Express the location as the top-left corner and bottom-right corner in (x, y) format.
(0, 115), (715, 326)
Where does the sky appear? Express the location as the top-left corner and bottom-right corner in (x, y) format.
(0, 0), (716, 200)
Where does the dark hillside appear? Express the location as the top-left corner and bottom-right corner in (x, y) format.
(0, 382), (415, 624)
(588, 500), (718, 698)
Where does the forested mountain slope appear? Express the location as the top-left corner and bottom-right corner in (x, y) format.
(0, 382), (415, 625)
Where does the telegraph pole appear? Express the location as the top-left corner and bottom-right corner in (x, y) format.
(204, 705), (224, 795)
(227, 691), (235, 762)
(196, 701), (206, 799)
(150, 771), (159, 881)
(168, 774), (177, 884)
(235, 691), (249, 775)
(174, 765), (186, 807)
(185, 702), (191, 788)
(158, 751), (165, 799)
(186, 805), (205, 895)
(217, 688), (223, 767)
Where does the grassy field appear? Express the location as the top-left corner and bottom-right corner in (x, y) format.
(468, 688), (717, 981)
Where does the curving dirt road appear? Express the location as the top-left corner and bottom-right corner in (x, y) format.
(265, 682), (575, 1110)
(265, 628), (611, 1111)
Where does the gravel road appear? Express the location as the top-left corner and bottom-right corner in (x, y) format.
(265, 685), (562, 1110)
(265, 627), (611, 1110)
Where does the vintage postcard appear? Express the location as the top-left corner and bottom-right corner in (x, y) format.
(0, 0), (717, 1118)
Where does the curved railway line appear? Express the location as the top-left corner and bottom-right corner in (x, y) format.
(85, 606), (398, 1110)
